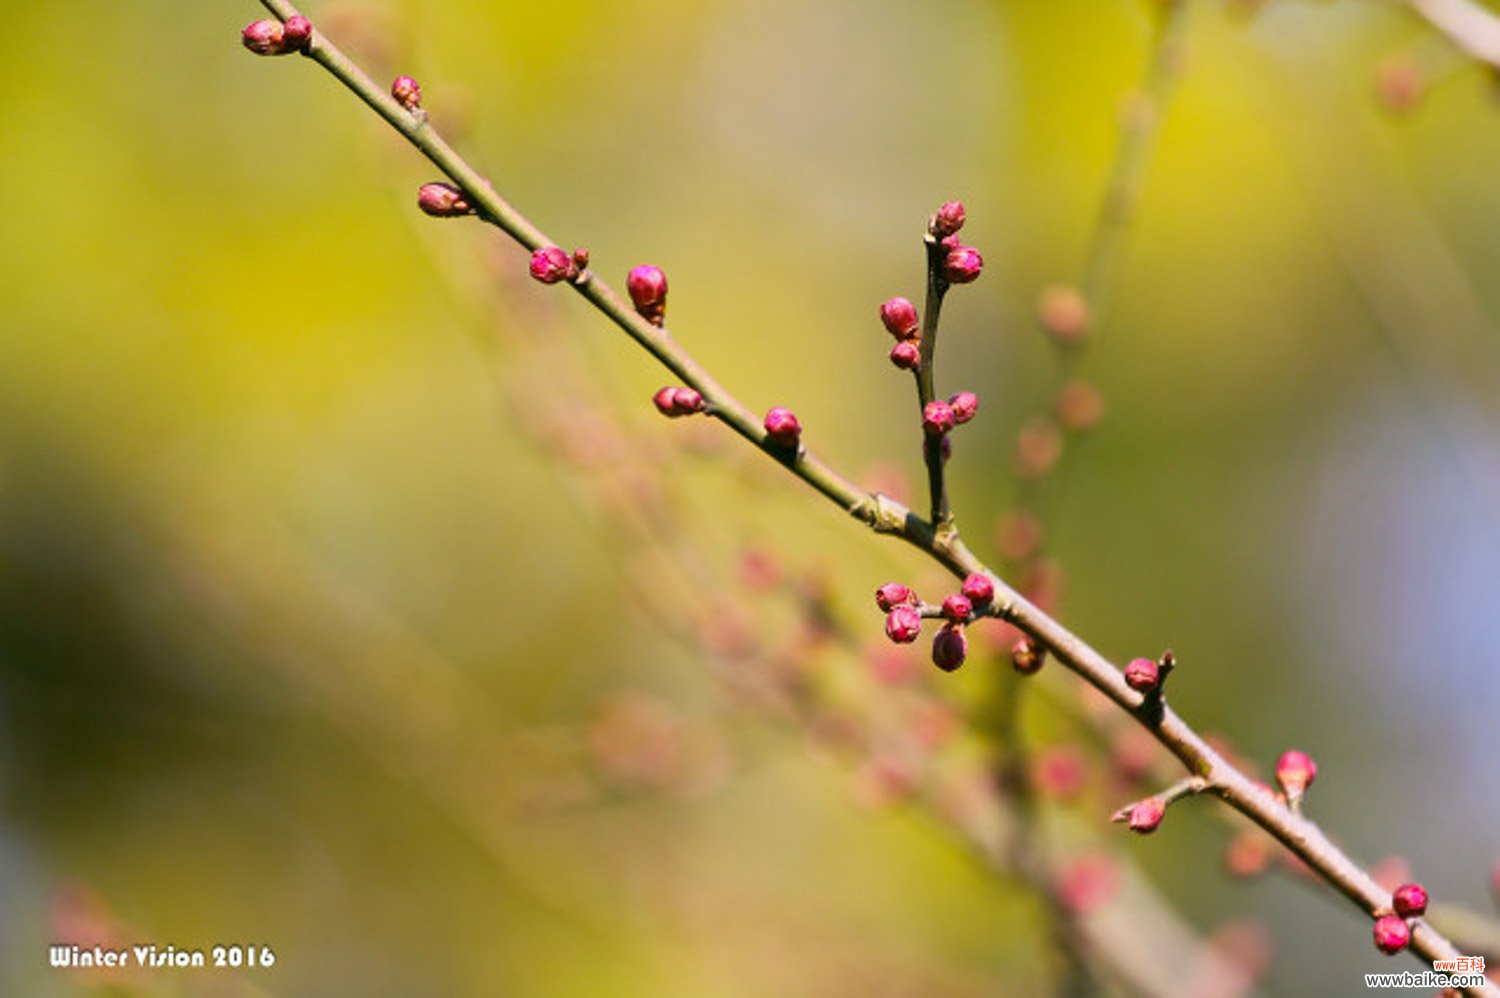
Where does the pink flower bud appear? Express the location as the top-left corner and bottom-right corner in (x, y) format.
(242, 20), (286, 55)
(943, 245), (984, 284)
(961, 573), (994, 607)
(1038, 284), (1091, 344)
(948, 391), (978, 424)
(763, 407), (801, 447)
(392, 75), (423, 111)
(530, 246), (576, 284)
(932, 624), (968, 672)
(627, 265), (669, 325)
(874, 583), (913, 612)
(1275, 749), (1317, 802)
(923, 401), (956, 437)
(889, 341), (920, 370)
(1391, 882), (1428, 918)
(417, 182), (471, 217)
(880, 297), (920, 339)
(1124, 657), (1159, 693)
(930, 200), (966, 238)
(1126, 796), (1167, 834)
(1012, 639), (1044, 675)
(941, 594), (972, 624)
(885, 606), (922, 644)
(1372, 914), (1410, 955)
(671, 387), (704, 414)
(652, 387), (679, 417)
(281, 15), (313, 51)
(651, 387), (703, 417)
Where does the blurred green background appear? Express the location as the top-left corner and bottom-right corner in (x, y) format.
(3, 1), (1499, 995)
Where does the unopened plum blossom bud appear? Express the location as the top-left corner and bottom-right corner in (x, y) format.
(417, 182), (471, 217)
(1392, 882), (1428, 918)
(1055, 380), (1105, 431)
(672, 387), (704, 414)
(923, 401), (956, 437)
(942, 245), (983, 284)
(392, 75), (423, 111)
(874, 583), (914, 612)
(961, 573), (994, 607)
(889, 341), (920, 370)
(932, 624), (968, 672)
(242, 20), (286, 55)
(763, 407), (801, 447)
(948, 391), (978, 424)
(1373, 914), (1410, 955)
(1275, 749), (1317, 803)
(930, 200), (966, 238)
(652, 387), (679, 417)
(1126, 796), (1167, 834)
(1124, 657), (1159, 693)
(530, 246), (576, 284)
(941, 594), (972, 624)
(880, 297), (920, 339)
(627, 265), (669, 325)
(281, 15), (313, 51)
(885, 606), (922, 644)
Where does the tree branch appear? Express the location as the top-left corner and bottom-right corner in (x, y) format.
(245, 4), (1496, 991)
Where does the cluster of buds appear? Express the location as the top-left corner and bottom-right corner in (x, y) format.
(922, 392), (979, 440)
(628, 265), (669, 325)
(873, 573), (995, 673)
(241, 16), (313, 56)
(651, 386), (705, 418)
(927, 201), (984, 284)
(881, 297), (922, 370)
(1372, 881), (1428, 955)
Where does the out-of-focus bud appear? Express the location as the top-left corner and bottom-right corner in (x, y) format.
(1037, 284), (1091, 344)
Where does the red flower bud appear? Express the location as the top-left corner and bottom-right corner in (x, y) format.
(671, 387), (704, 414)
(940, 594), (972, 624)
(242, 20), (286, 55)
(281, 15), (313, 51)
(930, 201), (966, 238)
(932, 624), (968, 672)
(1392, 882), (1428, 918)
(889, 341), (920, 370)
(1126, 796), (1166, 834)
(763, 407), (802, 447)
(627, 265), (668, 325)
(1275, 750), (1317, 802)
(417, 182), (471, 217)
(961, 573), (994, 607)
(880, 297), (920, 339)
(651, 387), (703, 417)
(1124, 657), (1159, 693)
(874, 583), (914, 612)
(948, 391), (978, 424)
(922, 401), (956, 437)
(1372, 914), (1410, 955)
(652, 387), (679, 417)
(942, 245), (984, 284)
(884, 606), (922, 644)
(392, 75), (423, 111)
(530, 246), (577, 284)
